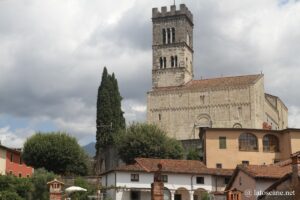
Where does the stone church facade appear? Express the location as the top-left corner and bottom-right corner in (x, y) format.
(147, 4), (288, 140)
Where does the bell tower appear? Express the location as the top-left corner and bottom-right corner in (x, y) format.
(152, 4), (194, 88)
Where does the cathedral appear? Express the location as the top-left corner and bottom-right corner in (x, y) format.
(147, 4), (288, 140)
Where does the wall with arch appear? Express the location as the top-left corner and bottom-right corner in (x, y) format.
(204, 128), (299, 169)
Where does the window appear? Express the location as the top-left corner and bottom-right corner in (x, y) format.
(159, 114), (162, 121)
(131, 191), (140, 200)
(196, 176), (204, 184)
(225, 177), (230, 184)
(175, 56), (178, 67)
(242, 160), (249, 165)
(175, 194), (181, 200)
(200, 95), (205, 104)
(19, 173), (22, 178)
(9, 171), (13, 175)
(161, 175), (168, 183)
(19, 157), (22, 165)
(27, 174), (30, 178)
(131, 174), (139, 182)
(162, 29), (166, 44)
(167, 28), (171, 44)
(263, 134), (279, 152)
(216, 163), (222, 168)
(159, 57), (163, 69)
(239, 133), (258, 151)
(10, 153), (13, 162)
(219, 137), (226, 149)
(238, 107), (242, 118)
(171, 56), (174, 67)
(172, 27), (175, 43)
(163, 57), (167, 68)
(239, 176), (242, 186)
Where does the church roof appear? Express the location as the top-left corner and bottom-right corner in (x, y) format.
(152, 74), (262, 91)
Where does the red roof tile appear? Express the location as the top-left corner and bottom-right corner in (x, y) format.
(114, 158), (233, 176)
(240, 164), (291, 179)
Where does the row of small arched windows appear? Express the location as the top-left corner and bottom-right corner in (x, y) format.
(162, 28), (175, 44)
(159, 56), (178, 69)
(239, 133), (279, 152)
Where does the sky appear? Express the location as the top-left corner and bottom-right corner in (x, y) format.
(0, 0), (300, 147)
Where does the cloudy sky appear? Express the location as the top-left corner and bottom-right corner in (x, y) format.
(1, 0), (300, 147)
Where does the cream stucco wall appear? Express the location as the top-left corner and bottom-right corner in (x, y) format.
(290, 131), (300, 153)
(0, 148), (6, 175)
(205, 129), (291, 169)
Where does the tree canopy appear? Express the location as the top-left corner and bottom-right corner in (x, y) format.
(0, 169), (56, 200)
(114, 123), (184, 164)
(0, 175), (32, 200)
(22, 132), (89, 176)
(96, 67), (125, 154)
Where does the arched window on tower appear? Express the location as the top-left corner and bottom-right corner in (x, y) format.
(172, 27), (175, 43)
(162, 29), (166, 44)
(263, 134), (279, 152)
(171, 56), (174, 67)
(159, 57), (163, 69)
(163, 57), (167, 68)
(239, 133), (258, 151)
(175, 56), (178, 67)
(167, 28), (171, 44)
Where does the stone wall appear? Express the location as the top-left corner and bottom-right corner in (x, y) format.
(147, 83), (259, 140)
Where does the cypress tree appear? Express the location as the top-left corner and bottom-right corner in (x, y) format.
(95, 67), (125, 157)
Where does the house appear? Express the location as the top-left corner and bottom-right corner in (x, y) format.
(257, 152), (300, 200)
(181, 128), (300, 169)
(0, 144), (34, 177)
(225, 152), (300, 200)
(101, 158), (233, 200)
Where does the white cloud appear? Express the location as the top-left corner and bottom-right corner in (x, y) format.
(0, 0), (300, 146)
(288, 106), (300, 128)
(0, 126), (34, 148)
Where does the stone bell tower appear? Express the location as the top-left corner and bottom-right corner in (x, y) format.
(152, 4), (194, 88)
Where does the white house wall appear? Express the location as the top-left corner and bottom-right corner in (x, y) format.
(116, 172), (153, 188)
(103, 171), (227, 200)
(116, 172), (213, 191)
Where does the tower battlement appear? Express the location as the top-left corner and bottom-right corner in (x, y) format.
(152, 4), (193, 24)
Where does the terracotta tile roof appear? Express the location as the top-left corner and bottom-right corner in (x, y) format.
(240, 164), (291, 179)
(151, 74), (262, 91)
(113, 158), (233, 176)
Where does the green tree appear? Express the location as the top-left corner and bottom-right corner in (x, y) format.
(22, 132), (89, 175)
(114, 123), (184, 164)
(95, 67), (125, 155)
(186, 148), (201, 160)
(0, 175), (32, 200)
(0, 191), (23, 200)
(30, 168), (56, 200)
